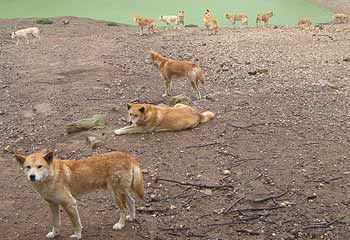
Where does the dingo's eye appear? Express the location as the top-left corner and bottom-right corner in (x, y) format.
(37, 165), (43, 169)
(25, 166), (31, 169)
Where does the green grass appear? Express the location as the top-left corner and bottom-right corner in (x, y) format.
(36, 18), (53, 24)
(106, 22), (120, 26)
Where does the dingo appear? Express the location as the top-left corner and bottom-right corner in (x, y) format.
(256, 11), (273, 27)
(15, 151), (144, 239)
(225, 13), (248, 27)
(133, 16), (156, 35)
(11, 27), (40, 45)
(114, 103), (215, 135)
(297, 18), (312, 26)
(333, 13), (350, 22)
(203, 9), (219, 35)
(149, 50), (205, 99)
(178, 10), (185, 28)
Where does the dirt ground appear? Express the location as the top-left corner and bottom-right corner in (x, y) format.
(0, 17), (350, 240)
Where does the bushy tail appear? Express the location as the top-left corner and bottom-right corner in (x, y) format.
(131, 163), (144, 199)
(196, 67), (205, 84)
(200, 111), (215, 123)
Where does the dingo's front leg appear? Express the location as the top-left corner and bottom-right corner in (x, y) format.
(46, 201), (61, 239)
(61, 195), (82, 239)
(114, 125), (145, 135)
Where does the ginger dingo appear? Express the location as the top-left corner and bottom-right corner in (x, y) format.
(15, 151), (144, 239)
(225, 13), (248, 27)
(114, 103), (215, 135)
(149, 50), (205, 99)
(256, 11), (273, 27)
(133, 16), (156, 35)
(333, 13), (350, 22)
(203, 9), (219, 35)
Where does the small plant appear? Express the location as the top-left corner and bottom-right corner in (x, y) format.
(36, 18), (53, 25)
(106, 22), (119, 26)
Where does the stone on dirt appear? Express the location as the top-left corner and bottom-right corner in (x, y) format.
(168, 94), (192, 106)
(66, 114), (106, 134)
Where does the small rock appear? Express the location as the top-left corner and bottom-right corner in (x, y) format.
(200, 189), (213, 196)
(87, 136), (104, 149)
(248, 70), (257, 75)
(62, 20), (70, 25)
(343, 57), (350, 62)
(141, 169), (149, 174)
(223, 169), (231, 175)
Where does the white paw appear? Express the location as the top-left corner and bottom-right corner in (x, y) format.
(126, 215), (135, 222)
(114, 129), (123, 135)
(70, 233), (81, 239)
(46, 231), (59, 239)
(113, 222), (125, 230)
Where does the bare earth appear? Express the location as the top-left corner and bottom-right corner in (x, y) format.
(0, 17), (350, 240)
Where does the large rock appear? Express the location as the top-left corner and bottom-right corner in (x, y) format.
(66, 114), (106, 134)
(168, 95), (192, 106)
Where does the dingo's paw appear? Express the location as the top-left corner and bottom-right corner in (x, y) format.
(113, 222), (125, 230)
(46, 231), (59, 239)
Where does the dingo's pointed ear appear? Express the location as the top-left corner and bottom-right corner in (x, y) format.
(44, 151), (54, 164)
(15, 154), (26, 166)
(139, 106), (145, 113)
(127, 104), (132, 110)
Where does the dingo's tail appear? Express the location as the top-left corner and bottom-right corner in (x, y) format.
(196, 67), (205, 84)
(131, 163), (144, 199)
(200, 111), (215, 123)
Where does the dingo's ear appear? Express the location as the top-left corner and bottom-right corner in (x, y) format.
(44, 151), (54, 164)
(15, 154), (26, 166)
(127, 104), (132, 110)
(139, 106), (145, 113)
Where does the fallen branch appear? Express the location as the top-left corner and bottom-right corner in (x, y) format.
(303, 217), (345, 230)
(228, 205), (286, 214)
(252, 190), (289, 203)
(137, 208), (169, 214)
(236, 229), (260, 235)
(155, 177), (235, 189)
(185, 142), (222, 149)
(223, 197), (244, 215)
(227, 122), (274, 130)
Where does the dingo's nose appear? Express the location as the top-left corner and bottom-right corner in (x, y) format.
(29, 174), (36, 181)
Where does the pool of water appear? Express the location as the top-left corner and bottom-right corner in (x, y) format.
(0, 0), (332, 27)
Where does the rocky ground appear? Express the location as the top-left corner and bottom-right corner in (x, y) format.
(0, 17), (350, 240)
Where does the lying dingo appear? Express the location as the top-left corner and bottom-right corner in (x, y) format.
(114, 103), (215, 135)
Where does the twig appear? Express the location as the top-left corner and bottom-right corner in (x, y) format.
(223, 197), (244, 215)
(227, 122), (274, 130)
(228, 205), (286, 214)
(252, 190), (289, 203)
(236, 229), (260, 235)
(185, 142), (222, 149)
(303, 217), (345, 230)
(137, 208), (169, 214)
(148, 193), (196, 202)
(155, 177), (235, 189)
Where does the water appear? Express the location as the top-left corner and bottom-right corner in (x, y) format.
(0, 0), (332, 27)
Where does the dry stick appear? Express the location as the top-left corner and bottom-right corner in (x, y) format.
(236, 229), (260, 235)
(228, 205), (286, 214)
(223, 196), (244, 215)
(227, 122), (274, 130)
(303, 217), (345, 230)
(252, 190), (289, 203)
(185, 142), (223, 149)
(155, 177), (235, 189)
(137, 208), (169, 214)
